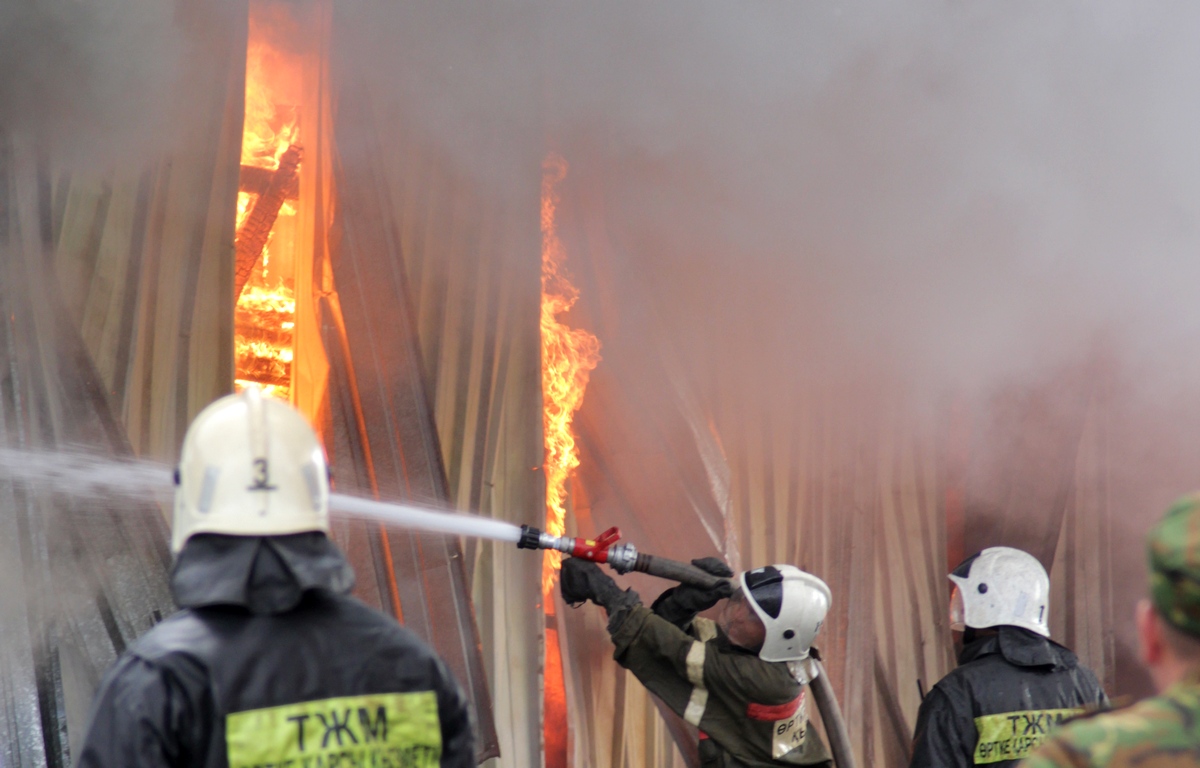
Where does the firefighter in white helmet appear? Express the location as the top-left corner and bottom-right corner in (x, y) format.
(908, 547), (1107, 768)
(561, 556), (834, 767)
(76, 389), (475, 767)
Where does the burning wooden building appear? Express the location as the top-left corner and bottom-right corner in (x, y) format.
(0, 2), (1136, 767)
(0, 0), (521, 762)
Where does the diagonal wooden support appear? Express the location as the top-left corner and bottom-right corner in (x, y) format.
(234, 143), (302, 297)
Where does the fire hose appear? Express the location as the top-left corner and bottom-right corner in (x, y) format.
(518, 524), (858, 768)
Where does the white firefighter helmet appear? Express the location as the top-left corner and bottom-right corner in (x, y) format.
(172, 388), (330, 553)
(948, 547), (1050, 637)
(739, 565), (832, 663)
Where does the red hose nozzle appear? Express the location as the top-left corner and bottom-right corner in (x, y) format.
(516, 524), (624, 563)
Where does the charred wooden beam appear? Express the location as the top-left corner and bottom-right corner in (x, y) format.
(234, 327), (294, 348)
(238, 165), (299, 201)
(330, 82), (500, 759)
(235, 369), (290, 388)
(234, 144), (301, 297)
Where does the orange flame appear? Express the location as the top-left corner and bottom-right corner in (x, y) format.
(233, 31), (300, 401)
(241, 40), (299, 171)
(540, 154), (601, 595)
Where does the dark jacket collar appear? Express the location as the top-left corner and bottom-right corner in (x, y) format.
(959, 625), (1078, 670)
(170, 533), (356, 615)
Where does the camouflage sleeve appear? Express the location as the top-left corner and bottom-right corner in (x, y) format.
(1019, 735), (1090, 768)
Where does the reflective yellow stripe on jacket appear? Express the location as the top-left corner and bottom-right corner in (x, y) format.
(225, 691), (442, 768)
(973, 708), (1083, 764)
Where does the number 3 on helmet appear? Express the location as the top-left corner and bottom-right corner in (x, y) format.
(172, 388), (330, 553)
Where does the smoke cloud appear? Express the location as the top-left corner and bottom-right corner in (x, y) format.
(340, 1), (1200, 404)
(8, 0), (1200, 696)
(0, 0), (199, 172)
(339, 0), (1200, 695)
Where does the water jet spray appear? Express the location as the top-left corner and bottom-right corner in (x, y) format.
(0, 447), (524, 544)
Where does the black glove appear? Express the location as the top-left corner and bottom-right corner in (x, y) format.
(651, 557), (734, 628)
(560, 558), (638, 613)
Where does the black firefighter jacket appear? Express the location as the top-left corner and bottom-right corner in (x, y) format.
(908, 626), (1108, 768)
(75, 533), (475, 768)
(609, 603), (832, 768)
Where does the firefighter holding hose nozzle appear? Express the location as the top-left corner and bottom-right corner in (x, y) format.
(561, 556), (835, 768)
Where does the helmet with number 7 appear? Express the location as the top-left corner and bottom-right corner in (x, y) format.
(948, 547), (1050, 637)
(172, 388), (330, 553)
(740, 565), (832, 662)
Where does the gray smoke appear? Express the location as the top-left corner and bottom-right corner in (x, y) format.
(339, 1), (1200, 696)
(0, 0), (188, 172)
(341, 1), (1200, 402)
(8, 2), (1200, 395)
(8, 0), (1200, 696)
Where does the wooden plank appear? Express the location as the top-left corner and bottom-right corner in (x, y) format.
(108, 169), (156, 410)
(889, 427), (930, 698)
(81, 176), (137, 384)
(0, 136), (175, 768)
(319, 293), (388, 613)
(875, 651), (913, 765)
(329, 72), (500, 759)
(53, 181), (112, 324)
(448, 206), (502, 511)
(127, 164), (171, 454)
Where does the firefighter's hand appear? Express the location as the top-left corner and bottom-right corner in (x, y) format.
(651, 557), (734, 628)
(691, 557), (735, 579)
(561, 558), (631, 612)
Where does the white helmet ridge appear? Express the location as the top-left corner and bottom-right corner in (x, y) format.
(172, 388), (330, 553)
(948, 547), (1050, 637)
(739, 565), (832, 663)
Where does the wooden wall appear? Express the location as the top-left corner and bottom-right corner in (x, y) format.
(0, 0), (525, 762)
(544, 172), (1119, 768)
(0, 3), (1126, 766)
(715, 394), (953, 767)
(49, 1), (245, 464)
(327, 4), (545, 762)
(0, 2), (246, 762)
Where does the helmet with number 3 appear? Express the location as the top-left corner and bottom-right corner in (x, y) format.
(172, 388), (330, 552)
(948, 547), (1050, 637)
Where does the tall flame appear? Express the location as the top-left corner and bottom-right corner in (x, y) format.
(234, 31), (300, 401)
(540, 154), (601, 595)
